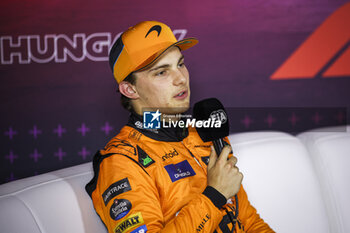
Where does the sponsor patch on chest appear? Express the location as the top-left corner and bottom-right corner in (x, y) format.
(164, 160), (196, 182)
(137, 145), (155, 168)
(162, 148), (179, 161)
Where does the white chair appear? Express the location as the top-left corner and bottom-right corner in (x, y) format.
(228, 132), (330, 233)
(2, 129), (343, 233)
(0, 163), (105, 233)
(298, 126), (350, 233)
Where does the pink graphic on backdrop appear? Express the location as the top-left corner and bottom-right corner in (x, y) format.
(77, 123), (90, 136)
(54, 148), (66, 161)
(4, 127), (17, 140)
(101, 122), (113, 135)
(5, 150), (18, 164)
(334, 111), (345, 123)
(6, 173), (16, 182)
(30, 149), (42, 162)
(53, 124), (67, 137)
(29, 125), (42, 139)
(241, 116), (254, 129)
(311, 112), (323, 125)
(264, 114), (276, 128)
(78, 147), (90, 160)
(288, 112), (300, 127)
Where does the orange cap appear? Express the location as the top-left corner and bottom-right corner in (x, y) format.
(109, 21), (198, 83)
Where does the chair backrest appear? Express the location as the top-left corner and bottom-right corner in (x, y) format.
(228, 132), (330, 233)
(1, 130), (341, 233)
(0, 163), (106, 233)
(298, 126), (350, 233)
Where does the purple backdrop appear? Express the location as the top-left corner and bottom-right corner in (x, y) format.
(1, 0), (349, 184)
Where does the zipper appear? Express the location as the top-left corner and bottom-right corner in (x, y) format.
(180, 141), (207, 172)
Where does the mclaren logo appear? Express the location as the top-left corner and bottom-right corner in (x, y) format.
(270, 2), (350, 80)
(145, 25), (162, 38)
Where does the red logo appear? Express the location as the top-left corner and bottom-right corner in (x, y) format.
(271, 2), (350, 80)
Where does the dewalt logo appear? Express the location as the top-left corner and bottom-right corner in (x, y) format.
(114, 212), (144, 233)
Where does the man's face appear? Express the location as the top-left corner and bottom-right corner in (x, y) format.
(131, 47), (190, 114)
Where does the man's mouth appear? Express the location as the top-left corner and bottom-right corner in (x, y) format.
(176, 91), (185, 97)
(174, 90), (188, 99)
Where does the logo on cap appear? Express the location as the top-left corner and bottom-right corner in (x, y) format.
(145, 25), (162, 38)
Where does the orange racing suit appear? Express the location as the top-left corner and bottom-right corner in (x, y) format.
(86, 113), (274, 233)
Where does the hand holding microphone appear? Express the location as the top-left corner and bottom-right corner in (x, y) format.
(207, 145), (243, 200)
(193, 98), (243, 200)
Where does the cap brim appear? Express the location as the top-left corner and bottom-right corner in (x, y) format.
(134, 37), (198, 72)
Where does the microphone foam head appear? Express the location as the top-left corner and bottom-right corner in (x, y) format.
(193, 98), (229, 142)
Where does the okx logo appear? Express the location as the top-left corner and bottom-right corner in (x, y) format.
(164, 160), (196, 182)
(143, 110), (161, 129)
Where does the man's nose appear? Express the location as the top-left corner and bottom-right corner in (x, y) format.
(173, 69), (187, 86)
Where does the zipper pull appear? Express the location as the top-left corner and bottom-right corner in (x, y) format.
(181, 141), (203, 168)
(193, 156), (202, 167)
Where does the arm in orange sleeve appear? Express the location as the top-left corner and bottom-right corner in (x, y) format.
(236, 185), (275, 233)
(92, 152), (227, 233)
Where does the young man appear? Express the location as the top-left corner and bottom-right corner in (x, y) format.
(86, 21), (274, 233)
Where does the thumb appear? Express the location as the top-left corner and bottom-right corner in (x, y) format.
(207, 146), (217, 170)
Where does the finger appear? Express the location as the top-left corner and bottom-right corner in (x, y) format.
(207, 146), (217, 169)
(217, 145), (232, 166)
(231, 166), (239, 173)
(238, 172), (244, 182)
(227, 155), (238, 166)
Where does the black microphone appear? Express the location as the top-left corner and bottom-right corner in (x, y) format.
(193, 98), (229, 156)
(193, 98), (239, 230)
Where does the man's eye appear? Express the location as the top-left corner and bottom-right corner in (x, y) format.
(179, 62), (185, 68)
(155, 70), (166, 76)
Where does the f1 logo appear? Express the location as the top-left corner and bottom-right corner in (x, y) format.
(271, 2), (350, 79)
(143, 110), (161, 129)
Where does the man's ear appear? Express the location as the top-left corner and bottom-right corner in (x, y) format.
(119, 81), (139, 99)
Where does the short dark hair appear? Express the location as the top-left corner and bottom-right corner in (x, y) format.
(120, 73), (137, 112)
